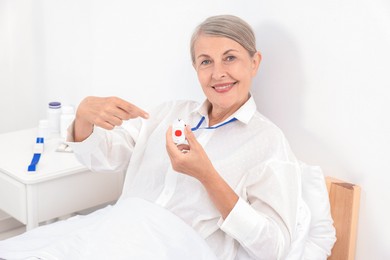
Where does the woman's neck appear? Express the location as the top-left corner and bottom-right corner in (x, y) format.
(207, 95), (250, 126)
(208, 105), (237, 126)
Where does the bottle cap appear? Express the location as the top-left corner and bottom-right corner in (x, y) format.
(38, 119), (49, 138)
(62, 105), (74, 115)
(49, 101), (61, 109)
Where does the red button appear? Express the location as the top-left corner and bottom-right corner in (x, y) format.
(175, 130), (182, 137)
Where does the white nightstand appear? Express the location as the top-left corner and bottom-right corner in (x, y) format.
(0, 128), (125, 230)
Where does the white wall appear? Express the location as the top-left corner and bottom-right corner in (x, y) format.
(0, 0), (42, 133)
(1, 0), (390, 259)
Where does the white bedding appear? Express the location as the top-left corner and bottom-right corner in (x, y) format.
(0, 198), (218, 260)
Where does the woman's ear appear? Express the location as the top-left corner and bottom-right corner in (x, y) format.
(251, 51), (262, 76)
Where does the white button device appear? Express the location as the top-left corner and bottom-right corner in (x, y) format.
(172, 119), (186, 145)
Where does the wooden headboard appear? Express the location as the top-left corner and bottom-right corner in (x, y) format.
(326, 177), (361, 260)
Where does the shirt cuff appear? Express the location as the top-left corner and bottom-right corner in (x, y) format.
(65, 123), (104, 155)
(218, 197), (266, 245)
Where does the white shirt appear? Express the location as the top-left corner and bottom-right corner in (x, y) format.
(68, 96), (303, 260)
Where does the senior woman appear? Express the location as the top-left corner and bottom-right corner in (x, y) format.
(0, 15), (334, 260)
(70, 15), (304, 259)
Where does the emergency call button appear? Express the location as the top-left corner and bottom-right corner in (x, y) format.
(175, 130), (182, 137)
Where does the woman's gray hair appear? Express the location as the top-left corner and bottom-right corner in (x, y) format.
(190, 15), (257, 64)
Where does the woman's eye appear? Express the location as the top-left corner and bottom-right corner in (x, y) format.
(225, 56), (236, 62)
(200, 60), (211, 65)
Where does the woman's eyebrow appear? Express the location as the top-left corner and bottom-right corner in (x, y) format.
(223, 49), (239, 55)
(196, 49), (239, 60)
(196, 54), (210, 60)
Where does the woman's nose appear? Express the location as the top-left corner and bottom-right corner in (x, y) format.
(211, 62), (226, 79)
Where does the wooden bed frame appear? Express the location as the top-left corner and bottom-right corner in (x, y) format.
(325, 177), (361, 260)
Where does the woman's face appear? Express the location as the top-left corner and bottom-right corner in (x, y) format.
(193, 34), (261, 115)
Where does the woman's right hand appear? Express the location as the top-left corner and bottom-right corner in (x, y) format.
(73, 96), (149, 142)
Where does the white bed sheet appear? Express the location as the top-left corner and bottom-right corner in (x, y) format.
(0, 198), (218, 260)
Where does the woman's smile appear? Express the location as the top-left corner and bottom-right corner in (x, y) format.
(211, 82), (237, 93)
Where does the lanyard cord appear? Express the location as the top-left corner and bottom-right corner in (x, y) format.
(190, 116), (237, 131)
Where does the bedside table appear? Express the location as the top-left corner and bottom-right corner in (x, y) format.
(0, 128), (125, 230)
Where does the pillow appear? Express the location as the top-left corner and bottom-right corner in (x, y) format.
(300, 162), (336, 259)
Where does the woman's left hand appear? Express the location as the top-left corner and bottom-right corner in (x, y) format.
(166, 126), (215, 182)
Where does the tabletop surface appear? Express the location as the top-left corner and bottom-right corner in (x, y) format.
(0, 128), (87, 184)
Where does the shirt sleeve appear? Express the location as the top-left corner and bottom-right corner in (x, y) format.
(218, 198), (285, 259)
(218, 160), (302, 259)
(66, 119), (142, 173)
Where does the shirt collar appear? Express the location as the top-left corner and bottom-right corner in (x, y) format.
(192, 94), (257, 125)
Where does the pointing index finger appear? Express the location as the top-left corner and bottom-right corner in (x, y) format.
(116, 98), (149, 119)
